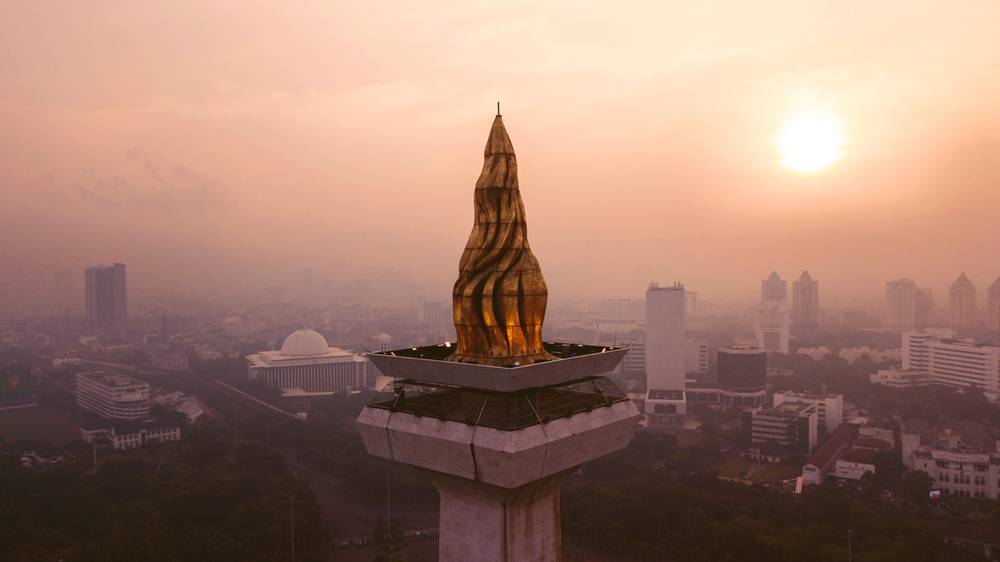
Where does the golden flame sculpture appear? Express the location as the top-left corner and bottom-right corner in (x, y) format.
(449, 113), (556, 366)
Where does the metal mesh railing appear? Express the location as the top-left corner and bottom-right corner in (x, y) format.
(368, 376), (627, 431)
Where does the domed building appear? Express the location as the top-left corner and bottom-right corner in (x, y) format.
(246, 329), (369, 402)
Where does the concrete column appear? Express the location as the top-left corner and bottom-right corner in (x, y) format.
(427, 469), (573, 562)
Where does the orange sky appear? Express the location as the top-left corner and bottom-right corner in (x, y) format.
(2, 2), (1000, 312)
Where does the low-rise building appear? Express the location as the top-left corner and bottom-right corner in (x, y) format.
(802, 420), (895, 485)
(773, 391), (844, 433)
(802, 424), (856, 485)
(902, 420), (1000, 499)
(80, 418), (182, 451)
(76, 371), (150, 420)
(870, 368), (933, 388)
(744, 401), (818, 457)
(833, 448), (878, 481)
(150, 350), (190, 371)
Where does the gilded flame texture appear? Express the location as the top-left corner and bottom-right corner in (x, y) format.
(449, 115), (556, 366)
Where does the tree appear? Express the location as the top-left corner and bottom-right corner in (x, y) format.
(901, 470), (934, 505)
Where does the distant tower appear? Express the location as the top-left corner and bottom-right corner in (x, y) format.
(684, 290), (699, 318)
(791, 271), (819, 327)
(949, 273), (977, 330)
(84, 263), (127, 327)
(754, 301), (790, 353)
(357, 113), (638, 562)
(989, 278), (1000, 332)
(644, 282), (687, 419)
(885, 279), (917, 332)
(761, 271), (787, 303)
(915, 288), (935, 330)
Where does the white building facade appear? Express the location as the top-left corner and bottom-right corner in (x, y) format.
(76, 371), (150, 420)
(645, 283), (687, 417)
(743, 401), (818, 454)
(753, 301), (790, 354)
(772, 390), (843, 433)
(886, 279), (917, 332)
(761, 272), (787, 303)
(685, 336), (710, 375)
(902, 423), (1000, 499)
(81, 419), (182, 451)
(247, 329), (369, 397)
(902, 329), (1000, 400)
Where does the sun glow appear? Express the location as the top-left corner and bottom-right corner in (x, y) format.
(777, 112), (845, 174)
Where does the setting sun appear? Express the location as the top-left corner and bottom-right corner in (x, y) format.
(777, 112), (845, 174)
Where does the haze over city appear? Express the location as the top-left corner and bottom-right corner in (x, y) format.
(3, 2), (1000, 314)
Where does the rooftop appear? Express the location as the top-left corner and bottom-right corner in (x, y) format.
(852, 437), (892, 451)
(806, 424), (857, 469)
(774, 390), (842, 400)
(761, 401), (815, 417)
(76, 371), (146, 389)
(841, 448), (878, 464)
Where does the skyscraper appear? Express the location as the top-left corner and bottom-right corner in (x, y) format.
(885, 278), (917, 332)
(761, 271), (787, 303)
(915, 288), (935, 330)
(949, 273), (977, 329)
(989, 278), (1000, 332)
(792, 270), (819, 326)
(645, 282), (687, 414)
(754, 301), (790, 353)
(84, 263), (127, 327)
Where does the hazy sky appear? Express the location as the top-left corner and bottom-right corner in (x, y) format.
(3, 1), (999, 313)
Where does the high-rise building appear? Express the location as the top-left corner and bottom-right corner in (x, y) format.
(685, 336), (710, 375)
(76, 371), (150, 420)
(792, 271), (819, 326)
(753, 301), (790, 353)
(885, 278), (917, 332)
(85, 263), (127, 327)
(915, 288), (935, 330)
(989, 278), (1000, 332)
(422, 301), (449, 326)
(761, 271), (787, 303)
(598, 298), (646, 324)
(684, 291), (699, 317)
(950, 273), (977, 330)
(621, 338), (645, 374)
(645, 282), (687, 415)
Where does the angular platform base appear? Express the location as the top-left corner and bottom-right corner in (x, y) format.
(429, 469), (572, 562)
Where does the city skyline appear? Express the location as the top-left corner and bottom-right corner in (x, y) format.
(5, 4), (1000, 561)
(3, 3), (1000, 313)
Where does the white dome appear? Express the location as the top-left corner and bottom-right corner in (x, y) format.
(280, 329), (330, 356)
